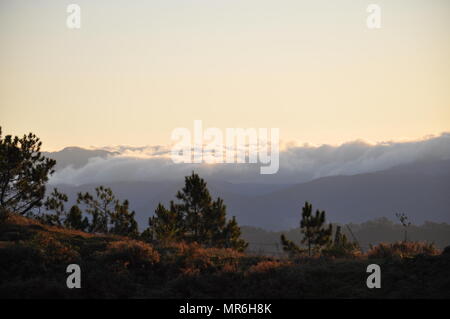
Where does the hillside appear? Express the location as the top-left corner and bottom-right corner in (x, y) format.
(1, 214), (450, 299)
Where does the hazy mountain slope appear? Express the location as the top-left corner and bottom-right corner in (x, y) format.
(52, 160), (450, 231)
(241, 220), (450, 254)
(231, 160), (450, 229)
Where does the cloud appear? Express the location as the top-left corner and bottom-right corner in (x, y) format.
(49, 133), (450, 186)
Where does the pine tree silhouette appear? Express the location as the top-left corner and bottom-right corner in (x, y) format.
(0, 127), (56, 218)
(145, 172), (247, 251)
(281, 201), (333, 257)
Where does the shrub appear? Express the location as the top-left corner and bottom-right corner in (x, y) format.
(322, 243), (361, 259)
(367, 241), (440, 259)
(157, 242), (243, 275)
(30, 232), (80, 265)
(247, 260), (286, 274)
(100, 240), (160, 270)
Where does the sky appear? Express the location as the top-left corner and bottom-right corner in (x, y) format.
(1, 0), (449, 151)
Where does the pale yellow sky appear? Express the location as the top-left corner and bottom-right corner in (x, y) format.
(0, 0), (449, 151)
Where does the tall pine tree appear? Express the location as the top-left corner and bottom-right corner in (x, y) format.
(0, 127), (56, 218)
(144, 172), (248, 251)
(64, 205), (89, 231)
(300, 201), (332, 256)
(280, 201), (333, 257)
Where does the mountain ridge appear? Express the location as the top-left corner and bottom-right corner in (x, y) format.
(50, 157), (450, 230)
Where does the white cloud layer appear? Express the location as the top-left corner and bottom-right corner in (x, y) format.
(49, 133), (450, 186)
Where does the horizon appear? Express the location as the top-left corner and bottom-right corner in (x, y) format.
(45, 131), (450, 186)
(1, 0), (450, 150)
(41, 130), (450, 153)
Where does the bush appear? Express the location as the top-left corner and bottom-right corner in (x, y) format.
(322, 244), (361, 259)
(30, 232), (80, 265)
(99, 240), (160, 270)
(367, 241), (440, 259)
(247, 260), (286, 274)
(157, 242), (243, 275)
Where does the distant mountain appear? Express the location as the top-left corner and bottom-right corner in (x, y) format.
(240, 220), (450, 254)
(44, 147), (117, 170)
(51, 159), (450, 231)
(230, 159), (450, 229)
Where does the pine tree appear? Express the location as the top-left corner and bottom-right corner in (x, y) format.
(175, 172), (212, 242)
(322, 225), (360, 258)
(300, 201), (332, 256)
(280, 201), (333, 257)
(222, 216), (248, 252)
(145, 172), (247, 251)
(110, 199), (139, 237)
(204, 198), (228, 247)
(144, 202), (183, 243)
(77, 186), (138, 236)
(39, 188), (68, 226)
(64, 205), (89, 231)
(0, 127), (56, 218)
(77, 186), (115, 233)
(280, 234), (305, 258)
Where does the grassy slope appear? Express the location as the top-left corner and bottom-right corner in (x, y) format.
(1, 215), (450, 299)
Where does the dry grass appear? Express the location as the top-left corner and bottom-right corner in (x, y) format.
(368, 241), (440, 259)
(6, 213), (120, 239)
(2, 214), (450, 298)
(157, 241), (244, 275)
(247, 260), (287, 274)
(101, 239), (160, 268)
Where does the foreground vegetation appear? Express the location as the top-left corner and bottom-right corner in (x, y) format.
(0, 127), (247, 252)
(2, 127), (450, 298)
(1, 214), (450, 299)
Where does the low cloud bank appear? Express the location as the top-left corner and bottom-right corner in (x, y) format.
(49, 133), (450, 186)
